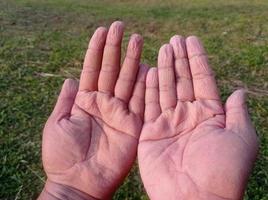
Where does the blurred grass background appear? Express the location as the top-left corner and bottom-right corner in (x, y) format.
(0, 0), (267, 199)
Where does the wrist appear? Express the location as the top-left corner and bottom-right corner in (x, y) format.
(38, 180), (99, 200)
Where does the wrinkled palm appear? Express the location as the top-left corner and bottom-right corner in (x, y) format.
(138, 36), (258, 200)
(42, 22), (148, 199)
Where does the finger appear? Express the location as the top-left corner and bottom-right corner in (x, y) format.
(225, 89), (259, 149)
(115, 34), (143, 102)
(145, 67), (161, 122)
(186, 36), (220, 101)
(158, 44), (177, 111)
(129, 64), (149, 119)
(52, 79), (78, 119)
(170, 35), (194, 101)
(98, 21), (124, 94)
(79, 27), (108, 91)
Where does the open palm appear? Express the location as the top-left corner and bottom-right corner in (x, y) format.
(42, 22), (148, 199)
(138, 36), (258, 200)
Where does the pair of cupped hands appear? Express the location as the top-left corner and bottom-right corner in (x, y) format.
(39, 21), (259, 200)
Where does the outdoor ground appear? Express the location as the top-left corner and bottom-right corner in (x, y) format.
(0, 0), (267, 199)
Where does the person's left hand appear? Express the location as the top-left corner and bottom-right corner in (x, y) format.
(40, 21), (148, 199)
(138, 36), (258, 200)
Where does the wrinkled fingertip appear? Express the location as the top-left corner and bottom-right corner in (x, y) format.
(111, 20), (124, 27)
(95, 26), (108, 34)
(110, 21), (125, 33)
(225, 89), (247, 110)
(88, 26), (108, 49)
(130, 33), (143, 43)
(170, 35), (184, 44)
(158, 44), (173, 66)
(159, 43), (173, 54)
(170, 35), (187, 58)
(146, 67), (158, 87)
(62, 79), (79, 96)
(126, 33), (144, 59)
(185, 35), (206, 57)
(105, 21), (125, 45)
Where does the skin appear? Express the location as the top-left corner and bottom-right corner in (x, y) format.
(138, 36), (259, 200)
(39, 21), (148, 199)
(39, 21), (258, 199)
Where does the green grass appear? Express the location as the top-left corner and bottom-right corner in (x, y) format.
(0, 0), (267, 199)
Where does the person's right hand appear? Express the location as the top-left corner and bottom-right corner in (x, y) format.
(138, 36), (259, 200)
(41, 21), (148, 199)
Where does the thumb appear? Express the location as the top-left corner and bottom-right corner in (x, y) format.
(52, 79), (78, 119)
(225, 89), (258, 147)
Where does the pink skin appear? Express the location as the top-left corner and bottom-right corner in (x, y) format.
(138, 36), (258, 200)
(39, 21), (148, 199)
(39, 21), (258, 200)
(138, 36), (259, 200)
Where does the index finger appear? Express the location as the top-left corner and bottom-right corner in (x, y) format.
(186, 36), (220, 101)
(79, 27), (108, 91)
